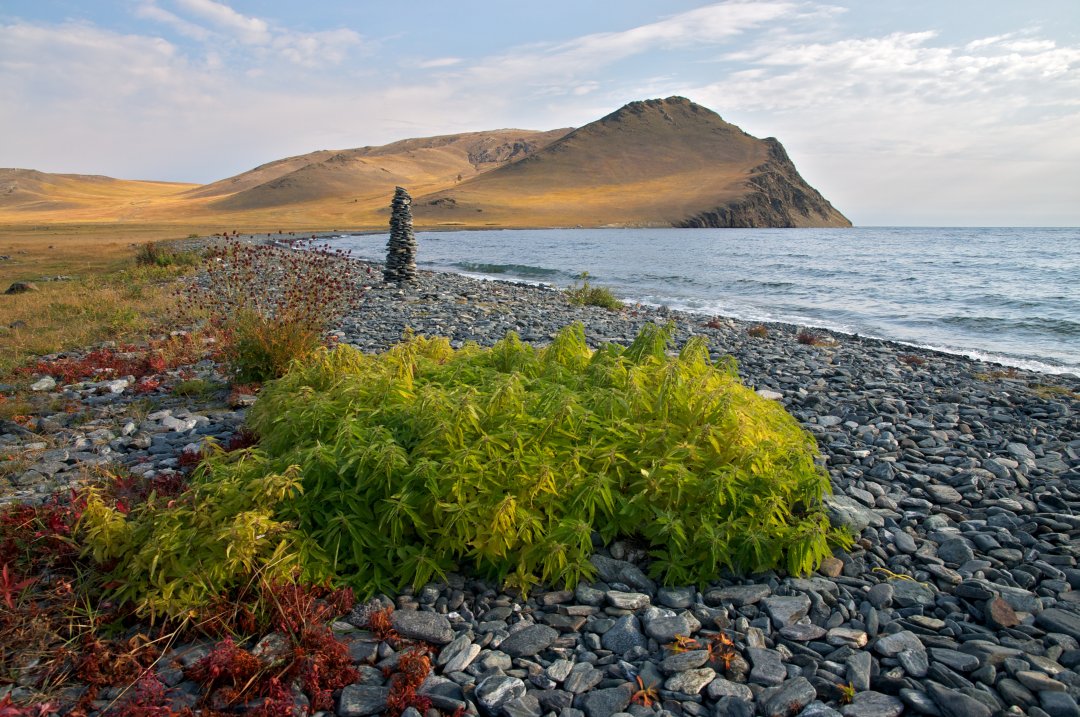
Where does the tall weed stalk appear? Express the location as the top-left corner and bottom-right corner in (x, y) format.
(180, 238), (366, 381)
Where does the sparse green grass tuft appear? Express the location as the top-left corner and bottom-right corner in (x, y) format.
(565, 272), (622, 311)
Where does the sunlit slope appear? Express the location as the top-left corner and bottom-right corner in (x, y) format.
(0, 169), (197, 222)
(207, 129), (572, 213)
(414, 97), (850, 228)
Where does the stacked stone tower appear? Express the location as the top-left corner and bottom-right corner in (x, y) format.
(384, 186), (417, 283)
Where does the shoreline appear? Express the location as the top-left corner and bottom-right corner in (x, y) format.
(324, 230), (1080, 378)
(2, 252), (1078, 716)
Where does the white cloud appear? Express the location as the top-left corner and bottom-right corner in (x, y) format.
(173, 0), (270, 45)
(134, 0), (362, 69)
(684, 27), (1080, 223)
(135, 1), (210, 41)
(416, 57), (463, 69)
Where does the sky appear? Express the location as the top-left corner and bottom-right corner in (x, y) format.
(1, 1), (1078, 226)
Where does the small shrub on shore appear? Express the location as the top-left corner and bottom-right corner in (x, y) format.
(565, 272), (622, 310)
(180, 239), (366, 382)
(748, 324), (769, 338)
(796, 329), (838, 347)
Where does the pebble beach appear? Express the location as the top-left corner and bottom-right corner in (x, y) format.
(3, 257), (1079, 717)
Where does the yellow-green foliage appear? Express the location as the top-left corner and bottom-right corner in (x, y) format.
(80, 323), (846, 614)
(249, 322), (844, 595)
(79, 452), (303, 618)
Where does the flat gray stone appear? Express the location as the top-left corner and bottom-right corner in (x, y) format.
(391, 610), (454, 644)
(704, 584), (771, 607)
(891, 580), (935, 608)
(658, 586), (695, 609)
(664, 667), (715, 695)
(761, 677), (816, 717)
(476, 675), (527, 715)
(827, 627), (868, 648)
(762, 595), (811, 628)
(1037, 609), (1080, 641)
(338, 685), (390, 717)
(840, 692), (904, 717)
(643, 614), (695, 643)
(747, 647), (786, 686)
(660, 649), (710, 674)
(781, 623), (827, 641)
(936, 539), (975, 565)
(898, 648), (929, 678)
(503, 695), (542, 717)
(563, 663), (604, 694)
(927, 681), (991, 717)
(925, 484), (963, 504)
(928, 648), (979, 673)
(575, 684), (633, 717)
(874, 630), (924, 657)
(606, 591), (650, 610)
(546, 659), (574, 683)
(600, 615), (648, 655)
(499, 624), (558, 658)
(590, 555), (656, 593)
(1040, 691), (1080, 717)
(824, 495), (882, 533)
(706, 677), (753, 702)
(846, 651), (872, 692)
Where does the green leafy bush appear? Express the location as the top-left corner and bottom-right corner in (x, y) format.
(260, 322), (843, 592)
(79, 452), (303, 618)
(565, 272), (622, 310)
(80, 323), (847, 614)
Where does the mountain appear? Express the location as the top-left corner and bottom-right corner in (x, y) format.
(415, 97), (849, 228)
(0, 98), (850, 228)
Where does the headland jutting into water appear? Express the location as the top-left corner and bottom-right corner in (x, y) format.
(5, 245), (1078, 717)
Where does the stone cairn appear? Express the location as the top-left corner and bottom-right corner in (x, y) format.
(384, 186), (417, 283)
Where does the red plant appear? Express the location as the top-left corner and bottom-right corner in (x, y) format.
(365, 606), (397, 642)
(630, 675), (659, 708)
(188, 638), (265, 695)
(134, 376), (163, 394)
(0, 694), (56, 716)
(187, 580), (358, 713)
(0, 563), (37, 609)
(177, 450), (204, 472)
(110, 674), (175, 717)
(386, 647), (433, 717)
(224, 427), (260, 452)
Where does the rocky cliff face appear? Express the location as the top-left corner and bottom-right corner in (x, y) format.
(677, 140), (851, 228)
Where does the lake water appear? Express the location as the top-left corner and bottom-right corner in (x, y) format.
(335, 227), (1080, 375)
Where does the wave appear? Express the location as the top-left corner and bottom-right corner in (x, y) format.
(939, 315), (1080, 338)
(451, 262), (563, 278)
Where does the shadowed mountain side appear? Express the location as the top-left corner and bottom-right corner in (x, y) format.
(208, 129), (572, 212)
(414, 97), (850, 228)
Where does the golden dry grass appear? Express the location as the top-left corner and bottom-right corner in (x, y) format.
(0, 226), (204, 377)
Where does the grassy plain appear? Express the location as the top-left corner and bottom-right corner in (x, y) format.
(0, 225), (208, 377)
